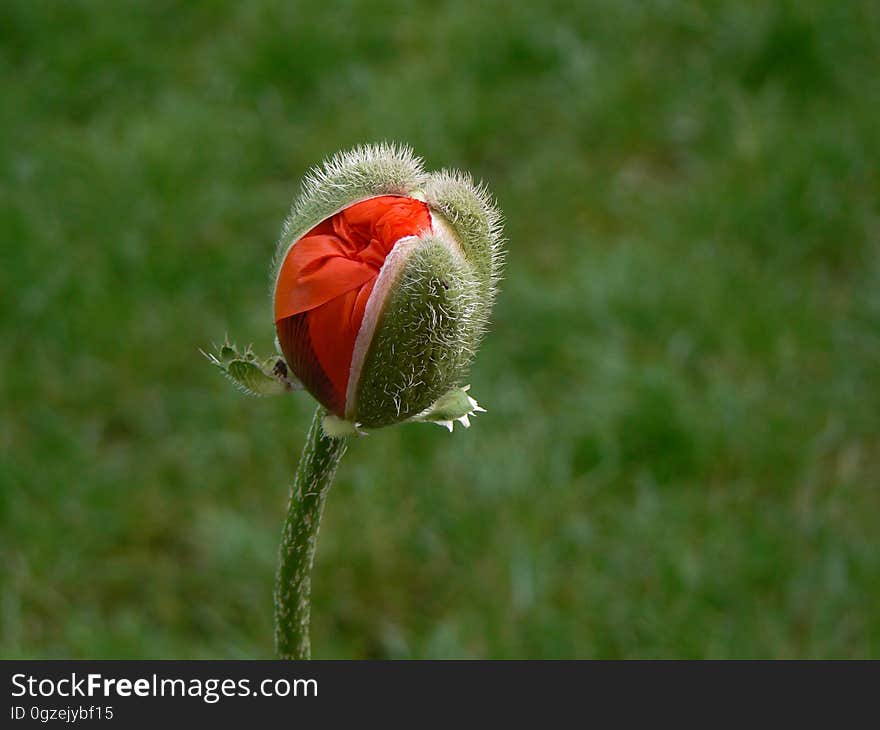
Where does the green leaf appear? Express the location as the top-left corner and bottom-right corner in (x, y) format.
(203, 339), (300, 397)
(410, 385), (486, 432)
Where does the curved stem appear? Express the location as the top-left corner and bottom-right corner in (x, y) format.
(274, 406), (348, 659)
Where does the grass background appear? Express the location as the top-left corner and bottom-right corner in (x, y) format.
(2, 0), (879, 658)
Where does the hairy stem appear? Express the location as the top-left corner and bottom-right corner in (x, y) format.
(274, 406), (348, 659)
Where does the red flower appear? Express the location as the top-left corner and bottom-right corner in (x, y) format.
(274, 195), (433, 417)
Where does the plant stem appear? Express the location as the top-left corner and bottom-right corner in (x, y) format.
(274, 405), (348, 659)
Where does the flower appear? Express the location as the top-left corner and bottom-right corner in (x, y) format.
(206, 145), (507, 661)
(209, 143), (504, 434)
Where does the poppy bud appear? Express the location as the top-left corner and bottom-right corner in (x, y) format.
(272, 144), (503, 431)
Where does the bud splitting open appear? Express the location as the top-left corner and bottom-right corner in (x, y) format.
(209, 144), (504, 433)
(269, 144), (504, 431)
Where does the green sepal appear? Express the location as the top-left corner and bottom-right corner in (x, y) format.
(424, 170), (504, 297)
(353, 235), (481, 428)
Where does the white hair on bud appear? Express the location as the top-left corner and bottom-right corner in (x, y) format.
(424, 168), (506, 300)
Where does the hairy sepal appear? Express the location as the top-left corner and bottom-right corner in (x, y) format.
(352, 234), (485, 428)
(424, 170), (505, 302)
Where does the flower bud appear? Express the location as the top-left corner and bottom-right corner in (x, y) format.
(272, 144), (503, 430)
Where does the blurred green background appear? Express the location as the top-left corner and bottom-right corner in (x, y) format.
(2, 0), (879, 658)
